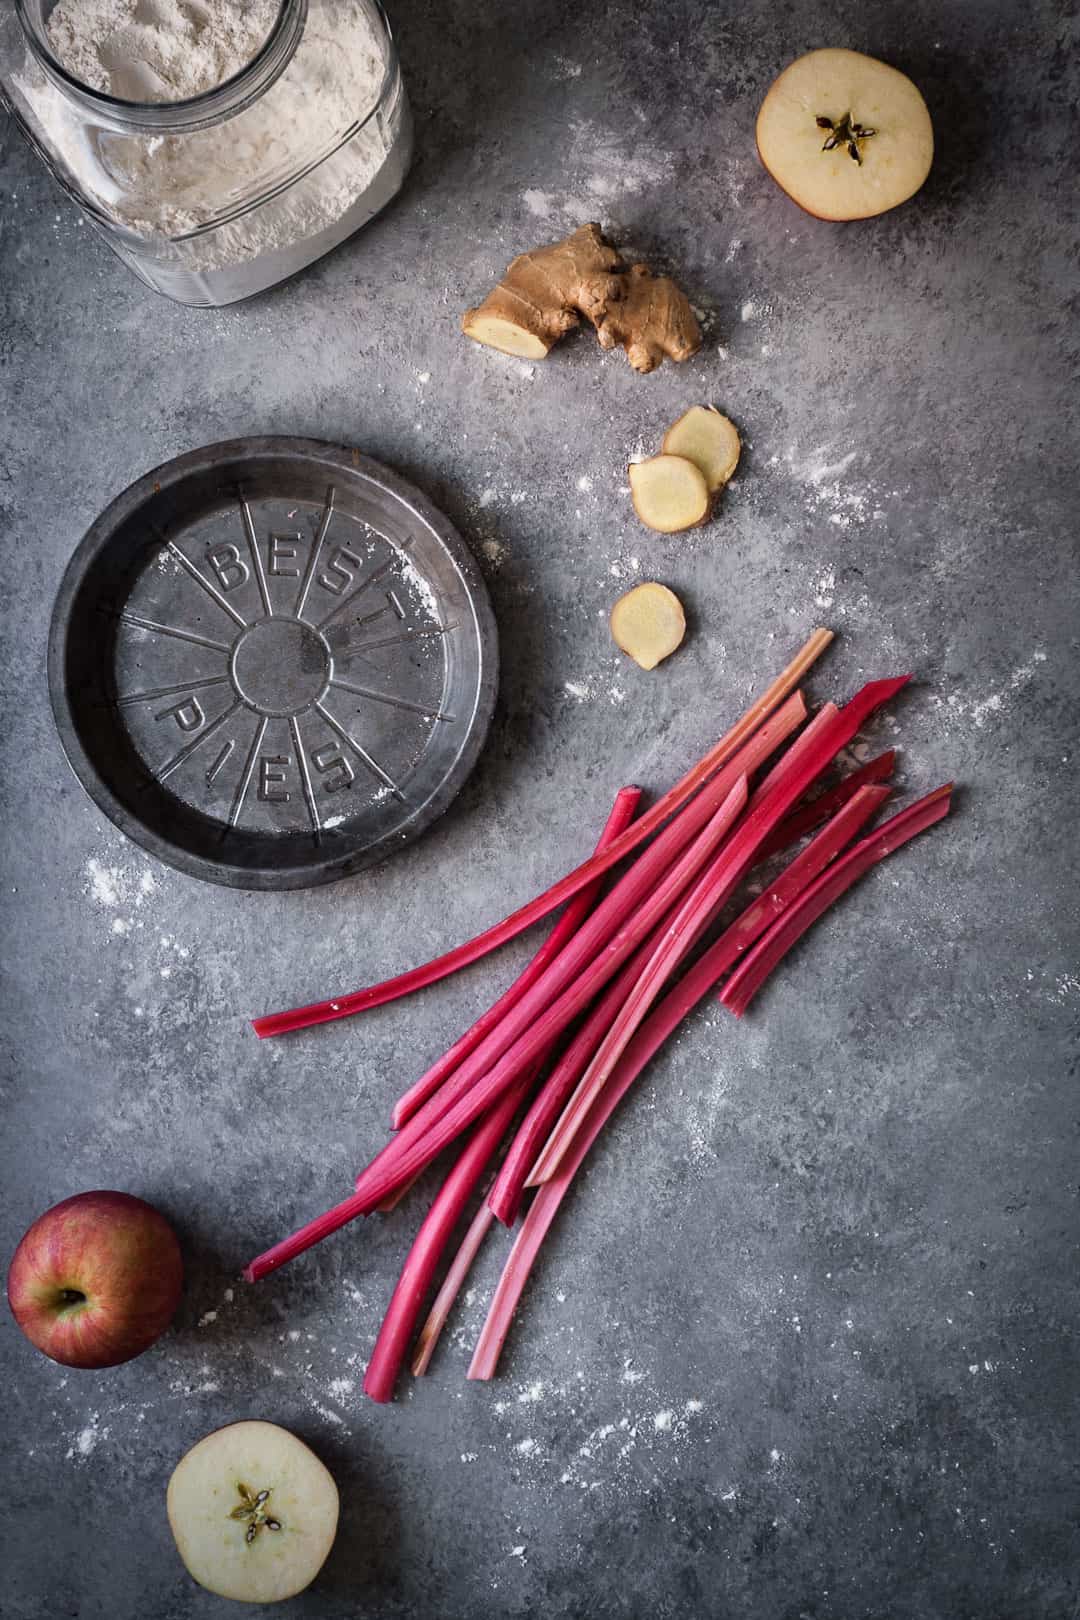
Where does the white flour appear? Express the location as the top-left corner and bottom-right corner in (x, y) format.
(47, 0), (278, 103)
(19, 0), (396, 269)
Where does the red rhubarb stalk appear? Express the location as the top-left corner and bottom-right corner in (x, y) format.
(756, 751), (896, 863)
(246, 772), (747, 1283)
(468, 783), (917, 1379)
(391, 786), (642, 1131)
(410, 1200), (497, 1376)
(244, 680), (902, 1283)
(526, 687), (909, 1185)
(251, 631), (832, 1037)
(362, 680), (906, 1205)
(720, 784), (953, 1017)
(375, 1167), (425, 1214)
(362, 1079), (530, 1403)
(488, 907), (679, 1226)
(348, 777), (750, 1214)
(489, 770), (896, 1225)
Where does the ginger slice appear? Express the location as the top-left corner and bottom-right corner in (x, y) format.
(662, 405), (741, 492)
(462, 224), (624, 360)
(610, 582), (687, 670)
(594, 264), (702, 374)
(462, 225), (701, 371)
(628, 454), (710, 533)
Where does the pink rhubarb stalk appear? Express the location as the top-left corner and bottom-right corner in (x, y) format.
(410, 1200), (497, 1376)
(348, 776), (750, 1214)
(756, 750), (896, 862)
(488, 874), (698, 1225)
(362, 1079), (529, 1403)
(720, 783), (953, 1018)
(468, 784), (914, 1379)
(489, 768), (896, 1225)
(245, 770), (748, 1283)
(361, 697), (807, 1162)
(527, 684), (908, 1184)
(390, 787), (642, 1131)
(251, 631), (831, 1037)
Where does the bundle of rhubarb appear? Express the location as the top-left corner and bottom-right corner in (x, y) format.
(245, 630), (952, 1401)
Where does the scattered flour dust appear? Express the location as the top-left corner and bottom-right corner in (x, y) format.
(814, 566), (836, 608)
(521, 120), (676, 223)
(66, 1413), (108, 1460)
(500, 1379), (711, 1501)
(970, 651), (1047, 728)
(783, 445), (881, 532)
(936, 650), (1049, 732)
(84, 854), (161, 940)
(398, 556), (442, 624)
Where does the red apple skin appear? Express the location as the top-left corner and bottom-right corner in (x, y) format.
(6, 1191), (183, 1369)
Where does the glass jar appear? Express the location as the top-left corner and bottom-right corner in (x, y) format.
(0, 0), (413, 306)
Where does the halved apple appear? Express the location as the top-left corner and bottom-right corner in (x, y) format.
(757, 48), (933, 221)
(167, 1421), (339, 1603)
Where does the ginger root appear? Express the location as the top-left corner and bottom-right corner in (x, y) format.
(462, 224), (701, 373)
(662, 405), (741, 492)
(594, 264), (702, 373)
(462, 225), (624, 361)
(610, 582), (687, 669)
(628, 454), (710, 533)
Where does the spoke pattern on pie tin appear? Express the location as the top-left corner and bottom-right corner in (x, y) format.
(314, 700), (407, 802)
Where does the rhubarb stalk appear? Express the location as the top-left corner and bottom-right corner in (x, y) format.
(720, 784), (953, 1017)
(348, 776), (750, 1214)
(251, 631), (832, 1038)
(756, 750), (896, 863)
(362, 1078), (530, 1403)
(468, 783), (918, 1379)
(390, 787), (642, 1130)
(489, 769), (896, 1226)
(527, 684), (908, 1184)
(245, 769), (747, 1283)
(410, 1200), (496, 1376)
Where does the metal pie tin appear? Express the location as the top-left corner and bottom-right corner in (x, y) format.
(48, 438), (499, 888)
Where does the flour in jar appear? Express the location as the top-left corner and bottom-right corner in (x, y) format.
(20, 0), (397, 270)
(46, 0), (280, 104)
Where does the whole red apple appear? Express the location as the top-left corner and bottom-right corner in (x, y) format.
(6, 1191), (183, 1369)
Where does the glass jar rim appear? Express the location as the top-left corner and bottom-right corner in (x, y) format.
(14, 0), (363, 129)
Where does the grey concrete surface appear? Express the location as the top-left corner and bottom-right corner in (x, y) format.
(1, 2), (1077, 1616)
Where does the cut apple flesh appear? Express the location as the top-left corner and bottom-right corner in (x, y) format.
(167, 1421), (338, 1604)
(757, 48), (933, 221)
(610, 581), (686, 670)
(662, 406), (741, 493)
(628, 454), (710, 533)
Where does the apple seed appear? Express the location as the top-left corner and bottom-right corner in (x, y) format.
(229, 1481), (282, 1544)
(815, 112), (877, 164)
